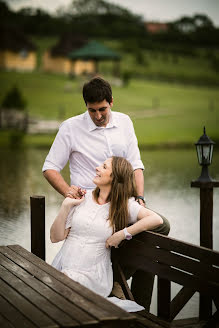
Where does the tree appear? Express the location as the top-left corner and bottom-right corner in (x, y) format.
(2, 85), (26, 110)
(66, 0), (146, 38)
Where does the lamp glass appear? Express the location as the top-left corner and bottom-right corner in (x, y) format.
(209, 144), (214, 164)
(203, 145), (210, 164)
(196, 144), (203, 165)
(196, 144), (213, 166)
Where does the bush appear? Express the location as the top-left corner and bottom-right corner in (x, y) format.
(1, 85), (27, 110)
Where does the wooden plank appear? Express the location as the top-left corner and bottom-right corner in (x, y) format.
(0, 262), (80, 327)
(172, 317), (205, 327)
(133, 232), (219, 266)
(4, 246), (135, 322)
(130, 246), (219, 284)
(0, 252), (95, 326)
(119, 241), (219, 287)
(170, 287), (196, 320)
(134, 313), (167, 328)
(111, 250), (135, 301)
(0, 247), (115, 324)
(0, 295), (36, 328)
(0, 313), (14, 328)
(137, 311), (170, 328)
(118, 244), (219, 294)
(124, 254), (219, 297)
(0, 278), (57, 327)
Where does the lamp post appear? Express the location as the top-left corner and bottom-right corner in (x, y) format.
(191, 127), (219, 320)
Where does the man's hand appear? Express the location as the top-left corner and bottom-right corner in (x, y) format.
(65, 186), (86, 199)
(106, 230), (125, 249)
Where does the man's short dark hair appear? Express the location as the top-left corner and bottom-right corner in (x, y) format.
(83, 77), (112, 105)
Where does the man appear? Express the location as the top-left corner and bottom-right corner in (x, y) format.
(43, 77), (145, 204)
(43, 77), (169, 310)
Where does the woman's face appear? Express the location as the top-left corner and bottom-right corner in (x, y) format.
(93, 158), (112, 187)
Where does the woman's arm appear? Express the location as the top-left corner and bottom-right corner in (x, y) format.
(105, 207), (163, 248)
(50, 197), (84, 243)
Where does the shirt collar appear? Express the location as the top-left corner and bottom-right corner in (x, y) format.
(85, 110), (118, 132)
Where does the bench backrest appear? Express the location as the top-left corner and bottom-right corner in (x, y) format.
(113, 231), (219, 298)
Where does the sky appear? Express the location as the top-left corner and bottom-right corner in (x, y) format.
(6, 0), (219, 26)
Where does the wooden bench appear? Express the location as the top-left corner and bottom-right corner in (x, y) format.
(112, 231), (219, 328)
(0, 244), (137, 328)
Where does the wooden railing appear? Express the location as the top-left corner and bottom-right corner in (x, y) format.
(112, 231), (219, 327)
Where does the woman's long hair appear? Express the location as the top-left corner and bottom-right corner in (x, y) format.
(93, 156), (137, 232)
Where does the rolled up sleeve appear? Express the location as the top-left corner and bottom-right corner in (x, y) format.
(42, 122), (72, 173)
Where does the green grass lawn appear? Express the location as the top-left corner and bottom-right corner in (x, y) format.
(0, 70), (218, 148)
(100, 40), (219, 86)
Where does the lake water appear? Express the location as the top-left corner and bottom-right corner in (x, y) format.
(0, 147), (218, 319)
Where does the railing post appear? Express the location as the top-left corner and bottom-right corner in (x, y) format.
(157, 276), (171, 320)
(199, 186), (213, 320)
(30, 195), (45, 260)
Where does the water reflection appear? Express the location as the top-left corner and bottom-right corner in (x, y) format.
(0, 148), (28, 217)
(0, 147), (218, 318)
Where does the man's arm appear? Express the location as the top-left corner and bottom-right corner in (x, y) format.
(134, 169), (145, 206)
(43, 170), (85, 199)
(123, 116), (145, 205)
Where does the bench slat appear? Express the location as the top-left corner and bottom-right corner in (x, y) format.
(133, 232), (219, 265)
(125, 255), (219, 297)
(126, 245), (219, 283)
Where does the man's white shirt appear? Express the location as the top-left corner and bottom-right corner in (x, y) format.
(42, 110), (144, 189)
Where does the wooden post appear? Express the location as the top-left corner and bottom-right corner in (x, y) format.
(157, 276), (171, 320)
(199, 186), (213, 320)
(191, 180), (219, 320)
(200, 187), (213, 249)
(30, 196), (45, 260)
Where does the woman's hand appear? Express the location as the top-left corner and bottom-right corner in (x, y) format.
(105, 230), (125, 249)
(62, 196), (85, 209)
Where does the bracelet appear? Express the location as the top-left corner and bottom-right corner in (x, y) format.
(135, 196), (145, 204)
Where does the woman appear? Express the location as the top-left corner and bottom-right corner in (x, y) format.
(50, 156), (163, 311)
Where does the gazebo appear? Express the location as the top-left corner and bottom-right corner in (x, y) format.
(42, 34), (90, 75)
(69, 40), (121, 76)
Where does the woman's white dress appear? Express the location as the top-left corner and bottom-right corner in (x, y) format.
(52, 190), (144, 312)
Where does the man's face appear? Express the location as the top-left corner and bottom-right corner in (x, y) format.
(87, 99), (112, 127)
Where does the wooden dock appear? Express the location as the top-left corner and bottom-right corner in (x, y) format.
(1, 195), (218, 327)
